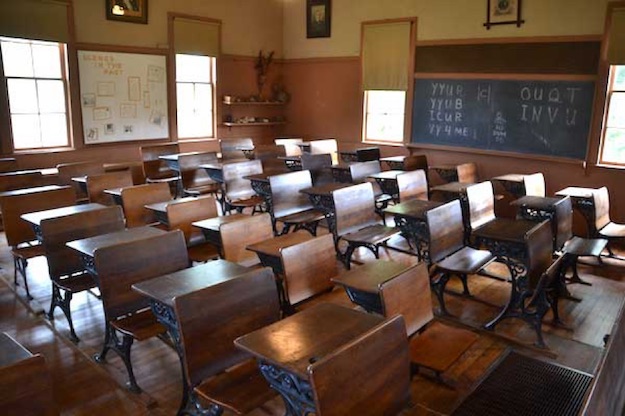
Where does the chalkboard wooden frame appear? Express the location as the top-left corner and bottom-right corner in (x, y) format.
(410, 73), (596, 162)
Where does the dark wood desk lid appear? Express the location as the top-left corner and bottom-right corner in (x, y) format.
(66, 226), (166, 257)
(21, 203), (106, 226)
(331, 261), (415, 293)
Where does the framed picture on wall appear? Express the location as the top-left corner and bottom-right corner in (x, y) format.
(484, 0), (524, 29)
(106, 0), (148, 24)
(307, 0), (331, 38)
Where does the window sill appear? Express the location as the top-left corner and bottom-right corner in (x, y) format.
(594, 163), (625, 171)
(177, 137), (218, 143)
(12, 146), (75, 155)
(362, 139), (406, 147)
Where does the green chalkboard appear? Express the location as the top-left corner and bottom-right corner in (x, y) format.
(411, 78), (595, 160)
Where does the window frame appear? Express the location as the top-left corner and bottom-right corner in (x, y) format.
(598, 65), (625, 166)
(174, 53), (217, 141)
(0, 38), (72, 152)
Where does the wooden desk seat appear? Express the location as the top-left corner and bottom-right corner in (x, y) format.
(57, 161), (104, 202)
(166, 196), (221, 263)
(593, 187), (625, 257)
(222, 160), (265, 214)
(178, 152), (221, 197)
(269, 170), (325, 235)
(86, 171), (134, 205)
(221, 213), (274, 266)
(173, 267), (280, 414)
(0, 333), (59, 415)
(426, 200), (495, 315)
(120, 183), (171, 228)
(40, 205), (125, 342)
(309, 315), (411, 415)
(1, 186), (75, 299)
(93, 230), (188, 392)
(332, 183), (400, 269)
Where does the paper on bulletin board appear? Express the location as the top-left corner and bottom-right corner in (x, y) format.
(77, 50), (168, 144)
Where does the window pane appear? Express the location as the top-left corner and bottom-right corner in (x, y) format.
(601, 128), (625, 164)
(32, 44), (62, 78)
(37, 80), (66, 113)
(366, 90), (406, 114)
(176, 54), (211, 82)
(11, 115), (41, 149)
(614, 66), (625, 91)
(40, 114), (68, 147)
(194, 83), (213, 111)
(364, 90), (405, 142)
(176, 83), (194, 112)
(177, 111), (213, 138)
(7, 79), (38, 114)
(366, 114), (405, 141)
(1, 41), (34, 77)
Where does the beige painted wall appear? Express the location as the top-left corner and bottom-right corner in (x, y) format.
(73, 0), (284, 56)
(283, 0), (609, 59)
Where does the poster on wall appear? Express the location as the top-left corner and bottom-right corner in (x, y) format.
(77, 50), (168, 144)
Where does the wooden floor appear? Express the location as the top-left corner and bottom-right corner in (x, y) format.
(1, 229), (624, 415)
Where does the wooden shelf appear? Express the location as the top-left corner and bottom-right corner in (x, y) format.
(222, 122), (286, 127)
(222, 101), (284, 106)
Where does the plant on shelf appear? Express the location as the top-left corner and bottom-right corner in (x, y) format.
(255, 50), (274, 100)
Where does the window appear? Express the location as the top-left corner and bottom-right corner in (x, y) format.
(175, 54), (216, 139)
(1, 37), (69, 150)
(363, 90), (406, 142)
(599, 66), (625, 165)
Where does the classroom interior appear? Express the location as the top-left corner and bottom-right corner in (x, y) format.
(1, 0), (625, 415)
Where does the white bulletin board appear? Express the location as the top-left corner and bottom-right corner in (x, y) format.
(77, 50), (169, 144)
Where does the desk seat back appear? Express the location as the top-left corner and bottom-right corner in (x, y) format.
(280, 233), (336, 305)
(86, 171), (134, 205)
(274, 138), (303, 157)
(121, 183), (171, 228)
(457, 162), (478, 183)
(178, 152), (219, 192)
(309, 315), (411, 415)
(523, 173), (546, 197)
(553, 196), (573, 252)
(1, 186), (75, 247)
(94, 230), (188, 320)
(465, 181), (495, 231)
(593, 187), (611, 231)
(380, 262), (433, 337)
(0, 171), (46, 193)
(356, 147), (380, 162)
(525, 220), (554, 287)
(426, 200), (465, 264)
(269, 170), (315, 219)
(301, 153), (333, 185)
(221, 213), (274, 265)
(57, 162), (104, 199)
(140, 143), (179, 180)
(309, 139), (337, 156)
(166, 196), (219, 244)
(255, 145), (287, 174)
(174, 267), (280, 387)
(220, 138), (253, 161)
(333, 183), (378, 237)
(404, 154), (428, 172)
(397, 169), (428, 202)
(41, 206), (125, 280)
(0, 158), (18, 173)
(223, 160), (263, 202)
(349, 161), (381, 184)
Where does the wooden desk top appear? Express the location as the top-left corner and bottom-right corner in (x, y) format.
(430, 182), (474, 194)
(132, 259), (250, 307)
(555, 187), (596, 199)
(332, 261), (413, 294)
(66, 226), (166, 257)
(511, 196), (562, 210)
(244, 173), (272, 183)
(71, 176), (87, 184)
(300, 183), (351, 196)
(235, 303), (382, 378)
(21, 203), (106, 226)
(159, 151), (210, 161)
(330, 163), (351, 171)
(192, 213), (248, 232)
(0, 185), (68, 198)
(144, 197), (192, 214)
(380, 156), (406, 162)
(278, 156), (301, 162)
(384, 199), (442, 219)
(473, 218), (539, 243)
(491, 174), (526, 183)
(103, 187), (123, 197)
(430, 164), (457, 171)
(198, 162), (224, 171)
(368, 170), (403, 180)
(0, 332), (32, 367)
(246, 231), (313, 257)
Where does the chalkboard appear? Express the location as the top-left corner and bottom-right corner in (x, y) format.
(411, 78), (595, 160)
(78, 50), (169, 144)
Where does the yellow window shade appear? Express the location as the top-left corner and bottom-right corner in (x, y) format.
(362, 21), (411, 91)
(174, 18), (220, 57)
(607, 8), (625, 65)
(0, 0), (69, 43)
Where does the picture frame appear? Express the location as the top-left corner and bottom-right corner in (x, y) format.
(106, 0), (148, 25)
(307, 0), (331, 38)
(484, 0), (524, 29)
